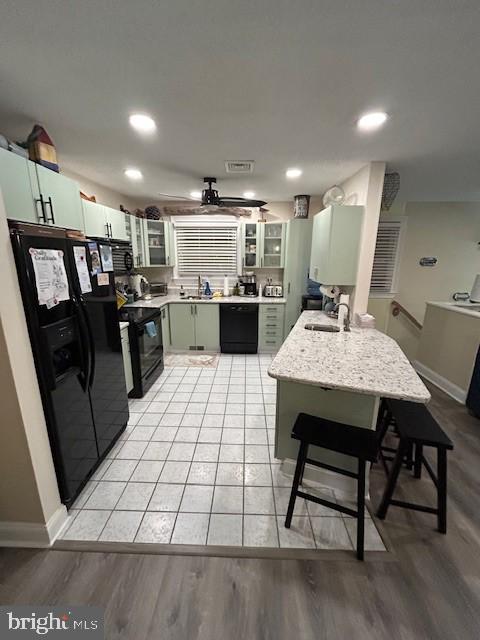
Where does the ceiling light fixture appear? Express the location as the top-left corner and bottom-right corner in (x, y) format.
(286, 168), (302, 179)
(124, 168), (143, 181)
(190, 191), (202, 199)
(357, 111), (388, 131)
(243, 191), (255, 199)
(129, 113), (157, 133)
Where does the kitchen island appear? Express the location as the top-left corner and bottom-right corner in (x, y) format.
(268, 310), (430, 490)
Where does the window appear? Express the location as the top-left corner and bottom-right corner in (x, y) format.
(370, 220), (405, 294)
(175, 222), (238, 276)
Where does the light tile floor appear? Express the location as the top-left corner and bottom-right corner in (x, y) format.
(59, 354), (386, 551)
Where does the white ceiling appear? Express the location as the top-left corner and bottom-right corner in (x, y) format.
(1, 1), (479, 203)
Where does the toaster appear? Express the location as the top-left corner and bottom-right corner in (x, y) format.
(264, 284), (283, 297)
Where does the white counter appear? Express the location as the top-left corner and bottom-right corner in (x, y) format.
(427, 301), (480, 319)
(268, 310), (430, 403)
(125, 294), (286, 309)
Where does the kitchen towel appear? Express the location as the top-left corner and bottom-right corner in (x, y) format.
(145, 321), (157, 338)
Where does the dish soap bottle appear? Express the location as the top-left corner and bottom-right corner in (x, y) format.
(204, 279), (212, 298)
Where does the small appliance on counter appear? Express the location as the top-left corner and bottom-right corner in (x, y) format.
(240, 272), (258, 297)
(263, 279), (283, 297)
(129, 273), (150, 299)
(149, 282), (168, 297)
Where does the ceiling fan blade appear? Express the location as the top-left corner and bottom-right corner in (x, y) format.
(219, 196), (267, 207)
(158, 192), (200, 201)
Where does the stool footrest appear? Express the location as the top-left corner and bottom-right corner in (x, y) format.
(388, 499), (438, 515)
(305, 457), (359, 480)
(296, 490), (358, 518)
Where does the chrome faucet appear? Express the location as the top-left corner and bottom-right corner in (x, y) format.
(334, 302), (351, 332)
(197, 275), (202, 298)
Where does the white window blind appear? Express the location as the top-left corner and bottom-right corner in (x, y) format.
(175, 223), (238, 276)
(370, 221), (404, 294)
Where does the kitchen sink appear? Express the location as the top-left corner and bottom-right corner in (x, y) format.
(304, 323), (340, 332)
(184, 295), (202, 300)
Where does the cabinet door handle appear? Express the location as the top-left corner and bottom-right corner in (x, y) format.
(35, 196), (47, 223)
(46, 197), (55, 224)
(195, 305), (198, 315)
(190, 304), (193, 315)
(105, 223), (109, 238)
(287, 282), (291, 294)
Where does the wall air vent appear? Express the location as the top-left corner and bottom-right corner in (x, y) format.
(225, 160), (255, 174)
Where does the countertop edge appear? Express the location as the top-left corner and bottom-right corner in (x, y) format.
(426, 301), (480, 319)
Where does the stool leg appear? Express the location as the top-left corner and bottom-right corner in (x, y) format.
(377, 440), (407, 519)
(414, 444), (423, 479)
(405, 441), (414, 470)
(285, 441), (308, 529)
(437, 448), (447, 534)
(356, 460), (366, 561)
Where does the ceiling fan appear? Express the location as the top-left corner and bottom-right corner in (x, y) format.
(158, 177), (268, 217)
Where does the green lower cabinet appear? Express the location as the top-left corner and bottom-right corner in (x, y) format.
(195, 304), (219, 350)
(259, 304), (285, 352)
(168, 303), (219, 351)
(160, 305), (171, 352)
(169, 304), (196, 350)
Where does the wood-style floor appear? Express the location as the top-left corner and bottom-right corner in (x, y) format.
(1, 382), (480, 639)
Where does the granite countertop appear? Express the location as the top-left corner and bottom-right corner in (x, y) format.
(124, 294), (286, 309)
(427, 301), (480, 319)
(268, 311), (430, 403)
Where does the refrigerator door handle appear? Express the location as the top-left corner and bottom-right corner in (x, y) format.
(72, 295), (90, 390)
(81, 298), (96, 388)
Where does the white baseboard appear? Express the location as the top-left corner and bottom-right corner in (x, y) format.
(413, 360), (467, 404)
(281, 459), (362, 497)
(0, 505), (68, 548)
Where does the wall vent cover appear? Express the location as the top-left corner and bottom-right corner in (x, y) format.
(225, 160), (255, 174)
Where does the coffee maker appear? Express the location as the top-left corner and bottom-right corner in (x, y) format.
(240, 273), (258, 297)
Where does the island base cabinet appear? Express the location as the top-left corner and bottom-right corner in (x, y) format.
(194, 304), (219, 351)
(275, 380), (379, 489)
(169, 304), (196, 350)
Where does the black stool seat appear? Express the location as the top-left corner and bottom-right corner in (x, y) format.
(286, 413), (381, 560)
(377, 399), (454, 534)
(386, 399), (453, 449)
(293, 413), (379, 462)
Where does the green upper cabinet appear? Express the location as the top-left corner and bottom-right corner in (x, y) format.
(309, 205), (364, 285)
(144, 220), (174, 266)
(131, 215), (146, 268)
(242, 222), (261, 268)
(283, 219), (313, 335)
(194, 304), (219, 350)
(0, 149), (39, 223)
(169, 304), (196, 350)
(82, 200), (107, 237)
(241, 221), (286, 268)
(105, 206), (129, 241)
(83, 201), (129, 240)
(261, 222), (286, 268)
(34, 163), (83, 230)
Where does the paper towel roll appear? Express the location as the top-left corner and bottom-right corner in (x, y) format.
(337, 293), (350, 330)
(223, 275), (229, 296)
(471, 274), (480, 303)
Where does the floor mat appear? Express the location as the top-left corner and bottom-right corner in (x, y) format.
(164, 353), (219, 368)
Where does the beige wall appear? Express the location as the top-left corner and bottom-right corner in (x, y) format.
(417, 304), (479, 395)
(0, 190), (62, 527)
(62, 168), (144, 212)
(382, 202), (480, 323)
(340, 163), (386, 315)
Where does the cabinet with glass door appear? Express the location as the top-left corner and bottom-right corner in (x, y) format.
(242, 222), (261, 268)
(144, 220), (174, 267)
(261, 222), (286, 268)
(130, 215), (146, 268)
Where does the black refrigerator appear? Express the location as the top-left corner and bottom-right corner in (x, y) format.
(9, 221), (129, 508)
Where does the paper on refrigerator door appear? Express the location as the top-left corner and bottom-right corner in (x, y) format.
(73, 246), (92, 294)
(29, 248), (70, 307)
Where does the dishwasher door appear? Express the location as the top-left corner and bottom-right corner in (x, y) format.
(220, 304), (259, 353)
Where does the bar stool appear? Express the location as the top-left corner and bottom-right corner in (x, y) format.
(376, 398), (454, 533)
(285, 412), (380, 560)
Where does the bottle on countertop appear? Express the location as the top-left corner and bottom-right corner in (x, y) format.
(204, 279), (212, 298)
(233, 281), (240, 296)
(179, 285), (185, 298)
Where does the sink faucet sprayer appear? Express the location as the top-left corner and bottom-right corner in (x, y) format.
(334, 302), (351, 332)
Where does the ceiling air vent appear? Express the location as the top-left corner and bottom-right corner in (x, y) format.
(225, 160), (255, 174)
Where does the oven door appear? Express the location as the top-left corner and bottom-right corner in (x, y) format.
(137, 314), (163, 377)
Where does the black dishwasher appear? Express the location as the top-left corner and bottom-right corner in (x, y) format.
(220, 304), (259, 353)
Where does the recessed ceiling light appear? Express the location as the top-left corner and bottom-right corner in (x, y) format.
(124, 168), (143, 181)
(357, 111), (388, 131)
(129, 113), (156, 133)
(190, 191), (202, 199)
(243, 191), (255, 199)
(286, 168), (302, 179)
